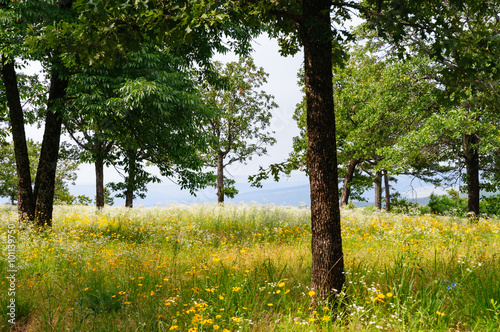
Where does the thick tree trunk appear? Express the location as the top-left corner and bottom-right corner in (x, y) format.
(300, 0), (344, 300)
(95, 156), (104, 209)
(125, 189), (133, 208)
(374, 171), (382, 210)
(340, 158), (359, 206)
(464, 134), (480, 216)
(383, 170), (390, 212)
(1, 58), (35, 221)
(33, 70), (68, 227)
(217, 152), (224, 204)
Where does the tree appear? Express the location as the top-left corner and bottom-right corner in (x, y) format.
(1, 0), (74, 225)
(330, 44), (439, 209)
(363, 0), (500, 216)
(200, 57), (277, 203)
(238, 0), (358, 300)
(63, 114), (115, 209)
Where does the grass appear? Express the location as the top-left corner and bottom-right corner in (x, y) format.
(1, 203), (499, 331)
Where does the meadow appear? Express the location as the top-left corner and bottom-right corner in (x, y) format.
(1, 203), (499, 331)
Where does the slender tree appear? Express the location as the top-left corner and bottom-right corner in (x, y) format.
(200, 57), (277, 203)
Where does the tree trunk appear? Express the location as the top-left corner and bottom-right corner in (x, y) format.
(1, 58), (35, 221)
(125, 189), (133, 208)
(383, 170), (390, 212)
(300, 0), (344, 300)
(95, 156), (104, 209)
(464, 134), (480, 216)
(33, 70), (68, 227)
(374, 171), (382, 209)
(217, 152), (224, 204)
(340, 158), (359, 206)
(125, 151), (136, 208)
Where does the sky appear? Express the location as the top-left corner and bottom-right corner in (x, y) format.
(17, 33), (450, 206)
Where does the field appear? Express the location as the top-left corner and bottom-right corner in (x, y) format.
(1, 203), (499, 331)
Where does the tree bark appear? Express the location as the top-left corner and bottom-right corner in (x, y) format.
(340, 158), (359, 206)
(217, 152), (224, 204)
(95, 156), (105, 209)
(125, 189), (133, 208)
(33, 70), (68, 227)
(125, 150), (136, 208)
(374, 170), (382, 210)
(464, 134), (480, 216)
(1, 58), (35, 221)
(300, 0), (345, 300)
(383, 170), (390, 212)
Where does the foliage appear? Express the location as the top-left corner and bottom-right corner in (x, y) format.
(480, 195), (500, 216)
(0, 204), (499, 330)
(427, 190), (468, 217)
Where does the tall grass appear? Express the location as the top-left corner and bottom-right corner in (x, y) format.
(1, 203), (499, 331)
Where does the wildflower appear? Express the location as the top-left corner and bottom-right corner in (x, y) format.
(169, 326), (179, 330)
(232, 317), (241, 323)
(232, 287), (241, 292)
(308, 290), (316, 297)
(213, 325), (220, 330)
(278, 282), (285, 288)
(321, 315), (331, 322)
(437, 311), (445, 316)
(267, 303), (273, 306)
(219, 295), (224, 300)
(386, 292), (393, 298)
